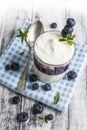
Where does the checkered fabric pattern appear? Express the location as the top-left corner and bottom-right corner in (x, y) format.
(0, 19), (87, 111)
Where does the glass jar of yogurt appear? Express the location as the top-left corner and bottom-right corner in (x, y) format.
(34, 31), (75, 83)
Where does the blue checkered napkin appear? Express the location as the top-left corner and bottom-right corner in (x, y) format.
(23, 43), (87, 111)
(0, 20), (87, 112)
(0, 19), (31, 89)
(0, 19), (31, 62)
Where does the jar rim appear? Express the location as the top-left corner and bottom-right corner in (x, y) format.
(34, 30), (76, 67)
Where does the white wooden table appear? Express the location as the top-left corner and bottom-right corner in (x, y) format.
(0, 1), (87, 130)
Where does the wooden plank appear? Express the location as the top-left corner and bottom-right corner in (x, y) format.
(0, 6), (20, 130)
(0, 5), (33, 130)
(0, 1), (87, 130)
(65, 9), (87, 130)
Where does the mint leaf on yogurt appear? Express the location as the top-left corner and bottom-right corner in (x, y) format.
(59, 34), (76, 46)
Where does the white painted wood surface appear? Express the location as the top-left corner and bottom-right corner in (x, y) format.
(0, 0), (87, 130)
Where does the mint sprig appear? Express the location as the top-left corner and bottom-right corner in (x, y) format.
(38, 116), (48, 123)
(17, 29), (28, 42)
(59, 35), (76, 46)
(54, 92), (60, 105)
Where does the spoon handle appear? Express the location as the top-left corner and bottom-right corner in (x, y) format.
(17, 49), (33, 93)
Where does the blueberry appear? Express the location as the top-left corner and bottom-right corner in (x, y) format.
(50, 23), (57, 29)
(29, 74), (37, 82)
(11, 62), (20, 71)
(67, 71), (77, 80)
(61, 29), (67, 37)
(38, 102), (44, 107)
(17, 112), (28, 122)
(64, 25), (73, 33)
(67, 18), (76, 27)
(32, 83), (39, 90)
(46, 114), (54, 120)
(33, 104), (43, 114)
(44, 84), (52, 91)
(12, 96), (20, 104)
(5, 64), (11, 70)
(61, 29), (72, 38)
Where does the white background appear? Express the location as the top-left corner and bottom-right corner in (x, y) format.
(0, 0), (87, 16)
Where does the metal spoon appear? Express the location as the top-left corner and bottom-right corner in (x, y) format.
(17, 20), (44, 93)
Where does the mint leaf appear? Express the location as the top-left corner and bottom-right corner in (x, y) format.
(54, 92), (60, 105)
(38, 116), (44, 120)
(70, 35), (76, 39)
(21, 36), (24, 42)
(38, 116), (48, 123)
(67, 40), (76, 46)
(44, 117), (48, 123)
(59, 34), (76, 46)
(59, 38), (67, 41)
(16, 29), (28, 42)
(20, 51), (25, 55)
(16, 34), (21, 37)
(68, 35), (76, 40)
(25, 30), (28, 36)
(19, 29), (23, 35)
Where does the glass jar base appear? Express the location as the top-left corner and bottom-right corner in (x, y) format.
(34, 66), (66, 83)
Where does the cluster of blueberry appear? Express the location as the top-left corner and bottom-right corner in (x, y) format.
(12, 96), (28, 122)
(10, 73), (53, 123)
(61, 18), (76, 37)
(6, 68), (76, 123)
(12, 96), (53, 123)
(11, 69), (77, 123)
(5, 61), (20, 71)
(29, 74), (52, 91)
(50, 18), (76, 38)
(32, 103), (53, 121)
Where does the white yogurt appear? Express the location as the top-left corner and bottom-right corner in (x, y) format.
(34, 31), (75, 65)
(34, 31), (75, 83)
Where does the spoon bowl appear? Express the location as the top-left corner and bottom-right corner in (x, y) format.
(27, 20), (44, 49)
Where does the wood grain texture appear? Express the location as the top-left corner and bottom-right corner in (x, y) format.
(65, 9), (87, 130)
(0, 1), (87, 130)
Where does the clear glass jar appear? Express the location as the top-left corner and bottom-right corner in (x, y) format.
(34, 31), (75, 83)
